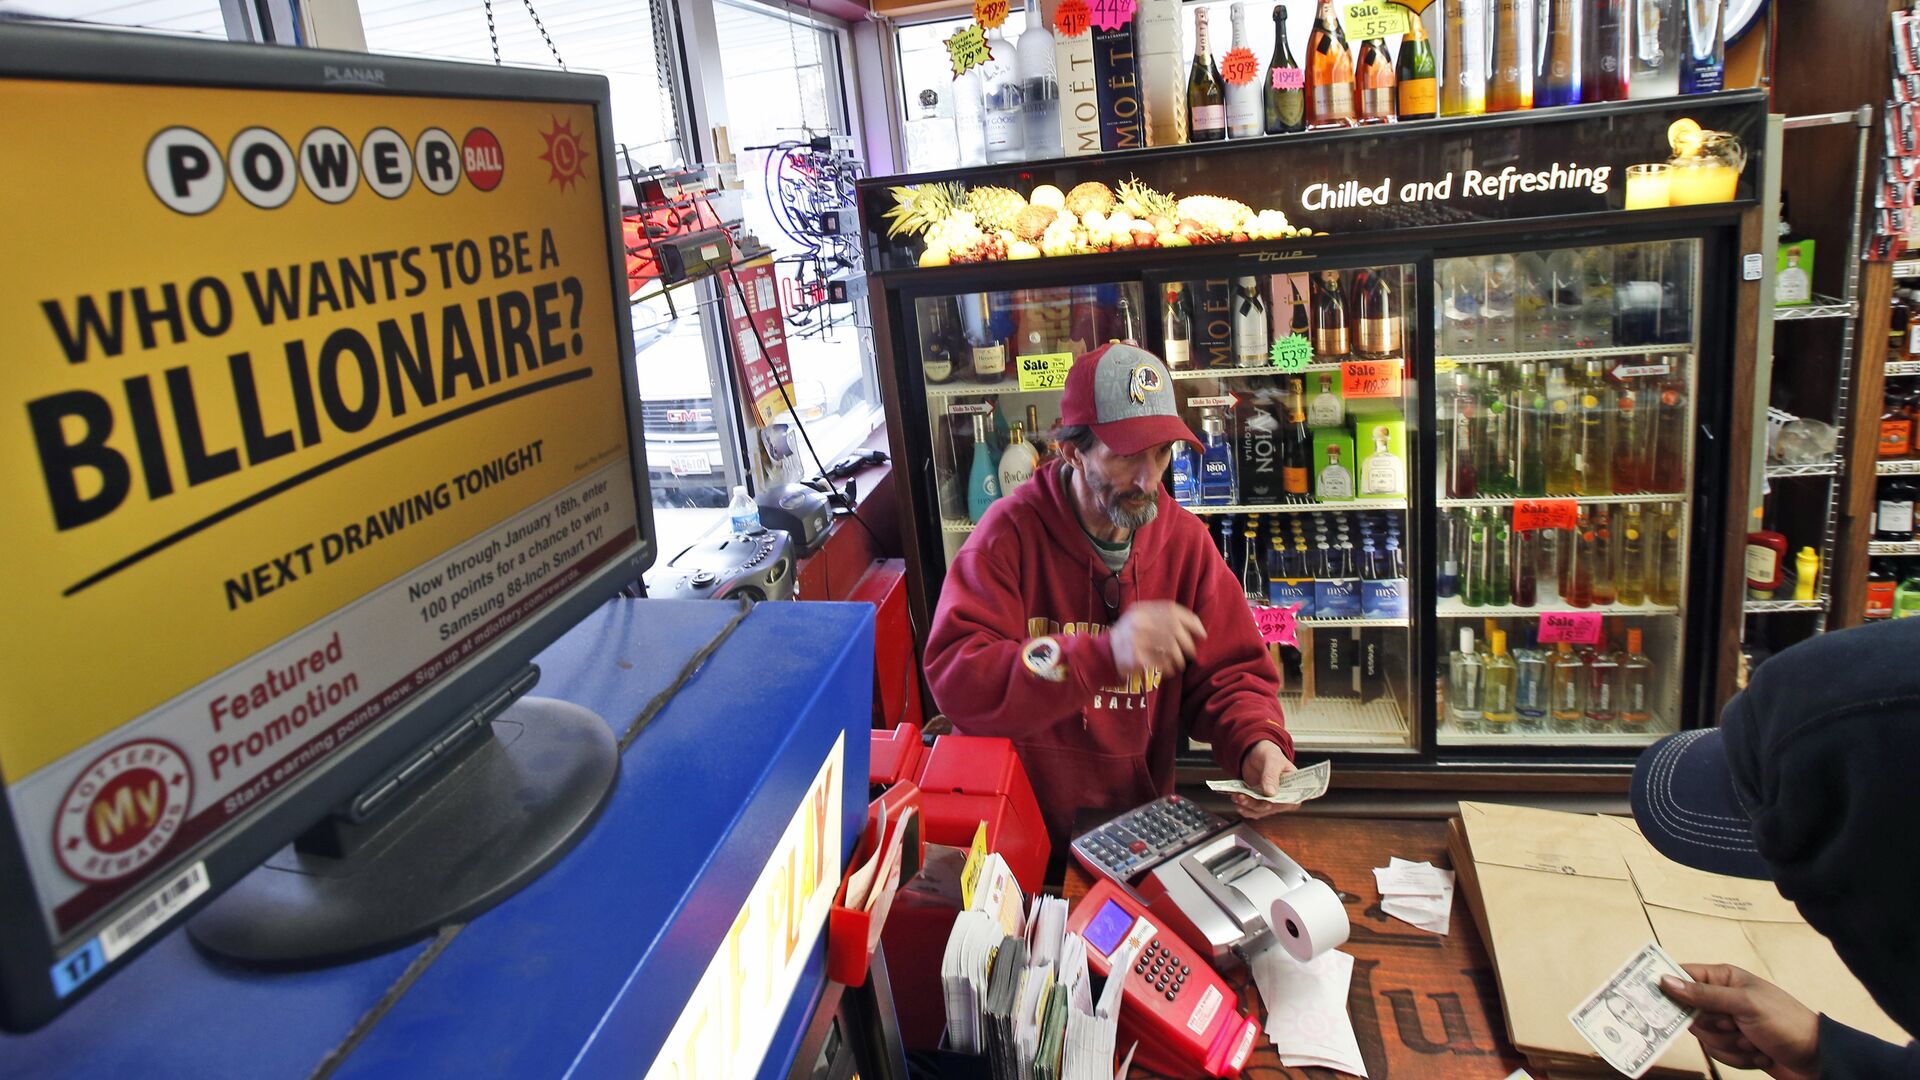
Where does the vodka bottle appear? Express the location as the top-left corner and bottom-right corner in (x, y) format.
(982, 24), (1027, 163)
(1016, 0), (1063, 157)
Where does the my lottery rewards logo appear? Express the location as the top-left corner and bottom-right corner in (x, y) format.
(55, 740), (193, 884)
(146, 123), (506, 214)
(538, 117), (590, 192)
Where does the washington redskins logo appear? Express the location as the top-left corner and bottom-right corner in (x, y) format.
(55, 740), (192, 884)
(1128, 363), (1164, 404)
(1022, 636), (1067, 682)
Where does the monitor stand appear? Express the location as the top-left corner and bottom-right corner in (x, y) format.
(187, 693), (617, 968)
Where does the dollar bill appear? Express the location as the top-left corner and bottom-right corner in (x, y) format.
(1567, 942), (1699, 1079)
(1205, 760), (1331, 804)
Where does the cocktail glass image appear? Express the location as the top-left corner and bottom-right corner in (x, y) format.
(1623, 163), (1672, 210)
(1666, 128), (1745, 205)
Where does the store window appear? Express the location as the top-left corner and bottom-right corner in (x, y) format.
(0, 0), (228, 37)
(894, 13), (1025, 174)
(715, 0), (882, 484)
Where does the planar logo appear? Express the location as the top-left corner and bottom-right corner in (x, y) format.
(54, 740), (193, 884)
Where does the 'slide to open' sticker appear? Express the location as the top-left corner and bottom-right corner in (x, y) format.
(1538, 611), (1604, 645)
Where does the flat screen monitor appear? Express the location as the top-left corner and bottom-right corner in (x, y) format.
(0, 23), (656, 1031)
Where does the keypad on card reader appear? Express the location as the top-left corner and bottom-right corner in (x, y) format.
(1071, 795), (1231, 881)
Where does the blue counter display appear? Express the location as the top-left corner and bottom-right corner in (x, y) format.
(4, 598), (875, 1079)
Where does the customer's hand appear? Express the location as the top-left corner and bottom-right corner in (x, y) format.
(1232, 740), (1299, 820)
(1108, 601), (1206, 679)
(1660, 965), (1820, 1080)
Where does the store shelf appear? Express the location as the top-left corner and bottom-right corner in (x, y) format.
(1877, 459), (1920, 475)
(1187, 499), (1407, 516)
(1772, 295), (1853, 320)
(1291, 616), (1412, 629)
(940, 519), (976, 533)
(1869, 541), (1920, 555)
(1435, 491), (1685, 508)
(1764, 460), (1841, 478)
(1170, 361), (1349, 380)
(1744, 598), (1827, 614)
(1438, 344), (1693, 366)
(1438, 722), (1669, 747)
(1279, 693), (1411, 750)
(924, 380), (1033, 400)
(1888, 361), (1920, 377)
(1893, 259), (1920, 279)
(1434, 598), (1679, 619)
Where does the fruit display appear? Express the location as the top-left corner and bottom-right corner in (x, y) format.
(882, 176), (1324, 267)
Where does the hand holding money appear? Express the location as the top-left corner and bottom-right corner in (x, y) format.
(1657, 964), (1820, 1080)
(1208, 757), (1330, 816)
(1568, 942), (1700, 1079)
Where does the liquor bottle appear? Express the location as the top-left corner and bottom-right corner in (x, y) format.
(1355, 36), (1397, 123)
(1877, 476), (1916, 541)
(1611, 377), (1650, 493)
(1283, 378), (1314, 503)
(1163, 284), (1193, 369)
(1650, 376), (1687, 492)
(1026, 405), (1051, 463)
(1439, 0), (1488, 116)
(964, 293), (1007, 382)
(1017, 0), (1063, 158)
(1172, 438), (1201, 504)
(1617, 503), (1647, 605)
(1619, 628), (1653, 727)
(982, 22), (1027, 163)
(1630, 0), (1680, 98)
(1591, 505), (1617, 604)
(1288, 276), (1311, 337)
(1486, 0), (1534, 113)
(1396, 15), (1437, 120)
(1536, 0), (1583, 106)
(1463, 506), (1490, 606)
(1238, 392), (1284, 504)
(1241, 518), (1270, 600)
(1481, 366), (1515, 495)
(1545, 381), (1578, 495)
(1483, 629), (1518, 728)
(1576, 246), (1615, 348)
(920, 296), (962, 384)
(1563, 506), (1594, 607)
(1187, 7), (1227, 142)
(1584, 0), (1629, 100)
(1515, 628), (1549, 729)
(1225, 2), (1264, 138)
(1512, 361), (1549, 496)
(1312, 270), (1350, 358)
(1899, 565), (1920, 619)
(1866, 559), (1898, 619)
(1440, 257), (1483, 354)
(1487, 507), (1512, 606)
(1543, 248), (1583, 346)
(1308, 373), (1345, 428)
(953, 67), (989, 167)
(1200, 408), (1238, 504)
(1448, 627), (1486, 731)
(1219, 516), (1236, 567)
(1548, 641), (1584, 733)
(1448, 371), (1480, 498)
(1882, 385), (1915, 458)
(1356, 268), (1401, 359)
(1576, 361), (1614, 494)
(1649, 501), (1682, 606)
(1585, 631), (1621, 732)
(1437, 508), (1463, 598)
(999, 421), (1038, 493)
(1305, 0), (1357, 128)
(1362, 423), (1405, 495)
(1481, 253), (1517, 349)
(1678, 0), (1724, 94)
(1514, 252), (1550, 348)
(1266, 5), (1307, 133)
(967, 414), (1002, 523)
(1233, 276), (1269, 364)
(1319, 444), (1355, 500)
(1510, 521), (1538, 607)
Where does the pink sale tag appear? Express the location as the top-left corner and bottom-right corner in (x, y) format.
(1088, 0), (1136, 31)
(1537, 611), (1603, 645)
(1271, 67), (1305, 91)
(1253, 604), (1302, 648)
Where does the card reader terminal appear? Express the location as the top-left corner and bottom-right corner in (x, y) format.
(1070, 795), (1231, 888)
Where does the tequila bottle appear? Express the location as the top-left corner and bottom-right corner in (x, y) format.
(1448, 627), (1485, 731)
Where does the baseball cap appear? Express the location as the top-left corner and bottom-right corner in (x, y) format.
(1058, 343), (1200, 456)
(1630, 618), (1920, 1035)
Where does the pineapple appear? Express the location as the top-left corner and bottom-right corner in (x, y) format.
(1014, 205), (1058, 242)
(882, 182), (963, 238)
(963, 185), (1029, 233)
(1064, 181), (1116, 218)
(1030, 184), (1067, 211)
(1174, 194), (1256, 236)
(1117, 176), (1177, 221)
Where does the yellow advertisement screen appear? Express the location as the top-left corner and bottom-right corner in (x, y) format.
(0, 77), (640, 943)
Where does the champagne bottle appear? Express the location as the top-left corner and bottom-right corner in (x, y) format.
(1355, 37), (1397, 123)
(1311, 270), (1349, 358)
(1305, 0), (1356, 128)
(1265, 5), (1307, 133)
(1356, 269), (1400, 359)
(1395, 14), (1438, 120)
(1233, 276), (1269, 364)
(1163, 284), (1193, 368)
(1487, 0), (1534, 113)
(1536, 0), (1583, 106)
(1187, 8), (1227, 142)
(1225, 2), (1264, 138)
(920, 296), (962, 385)
(1283, 377), (1313, 503)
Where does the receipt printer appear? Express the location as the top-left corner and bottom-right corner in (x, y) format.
(1136, 825), (1349, 969)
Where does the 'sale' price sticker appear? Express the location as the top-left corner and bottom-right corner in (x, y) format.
(1512, 498), (1579, 532)
(1344, 0), (1412, 38)
(1016, 351), (1075, 392)
(1088, 0), (1137, 31)
(1271, 334), (1313, 372)
(1538, 611), (1604, 645)
(947, 23), (993, 78)
(1054, 0), (1091, 38)
(1222, 47), (1259, 87)
(974, 0), (1009, 30)
(1253, 603), (1303, 648)
(1272, 66), (1306, 91)
(1341, 359), (1403, 398)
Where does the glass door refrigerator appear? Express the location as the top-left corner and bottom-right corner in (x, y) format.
(860, 91), (1762, 776)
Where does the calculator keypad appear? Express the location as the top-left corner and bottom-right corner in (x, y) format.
(1071, 795), (1229, 881)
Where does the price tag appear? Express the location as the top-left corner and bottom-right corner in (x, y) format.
(1088, 0), (1136, 31)
(1435, 358), (1458, 374)
(1271, 66), (1305, 91)
(1344, 0), (1412, 38)
(1253, 603), (1303, 648)
(1341, 359), (1403, 398)
(1185, 394), (1237, 408)
(1538, 611), (1604, 646)
(960, 821), (990, 908)
(1271, 334), (1313, 372)
(1222, 47), (1259, 87)
(1016, 351), (1075, 392)
(974, 0), (1009, 29)
(947, 23), (993, 79)
(1512, 498), (1579, 532)
(1054, 0), (1091, 37)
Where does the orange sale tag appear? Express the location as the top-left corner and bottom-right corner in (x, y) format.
(1340, 359), (1403, 399)
(1054, 0), (1091, 38)
(974, 0), (1009, 29)
(1512, 498), (1579, 532)
(1222, 47), (1259, 87)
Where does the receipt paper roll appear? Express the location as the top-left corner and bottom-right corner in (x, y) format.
(1271, 878), (1349, 961)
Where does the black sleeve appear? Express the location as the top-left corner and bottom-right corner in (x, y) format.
(1819, 1014), (1920, 1079)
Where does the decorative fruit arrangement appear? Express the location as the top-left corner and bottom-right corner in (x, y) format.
(883, 176), (1324, 267)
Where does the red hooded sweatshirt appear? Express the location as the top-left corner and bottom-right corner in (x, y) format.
(925, 459), (1292, 846)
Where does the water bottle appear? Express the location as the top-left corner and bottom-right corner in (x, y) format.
(728, 485), (760, 534)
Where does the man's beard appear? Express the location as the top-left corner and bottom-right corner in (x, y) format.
(1087, 468), (1159, 530)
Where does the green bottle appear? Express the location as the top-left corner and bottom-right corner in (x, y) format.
(1265, 5), (1307, 133)
(1464, 507), (1490, 607)
(1896, 563), (1920, 618)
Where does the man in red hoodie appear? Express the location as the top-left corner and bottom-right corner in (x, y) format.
(926, 342), (1296, 848)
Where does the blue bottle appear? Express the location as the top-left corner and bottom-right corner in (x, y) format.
(967, 414), (1002, 523)
(1171, 442), (1201, 506)
(1199, 408), (1237, 506)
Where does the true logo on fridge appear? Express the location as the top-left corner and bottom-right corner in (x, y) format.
(145, 124), (506, 215)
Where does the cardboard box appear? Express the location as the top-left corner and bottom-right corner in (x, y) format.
(1311, 429), (1356, 502)
(1775, 238), (1815, 305)
(1352, 409), (1406, 497)
(1055, 21), (1101, 157)
(1134, 0), (1183, 147)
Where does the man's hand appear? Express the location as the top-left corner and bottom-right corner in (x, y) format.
(1232, 740), (1299, 819)
(1659, 965), (1819, 1080)
(1109, 601), (1207, 679)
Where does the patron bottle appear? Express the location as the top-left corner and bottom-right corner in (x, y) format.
(1395, 15), (1437, 120)
(1305, 0), (1357, 128)
(1265, 4), (1307, 133)
(1187, 8), (1227, 141)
